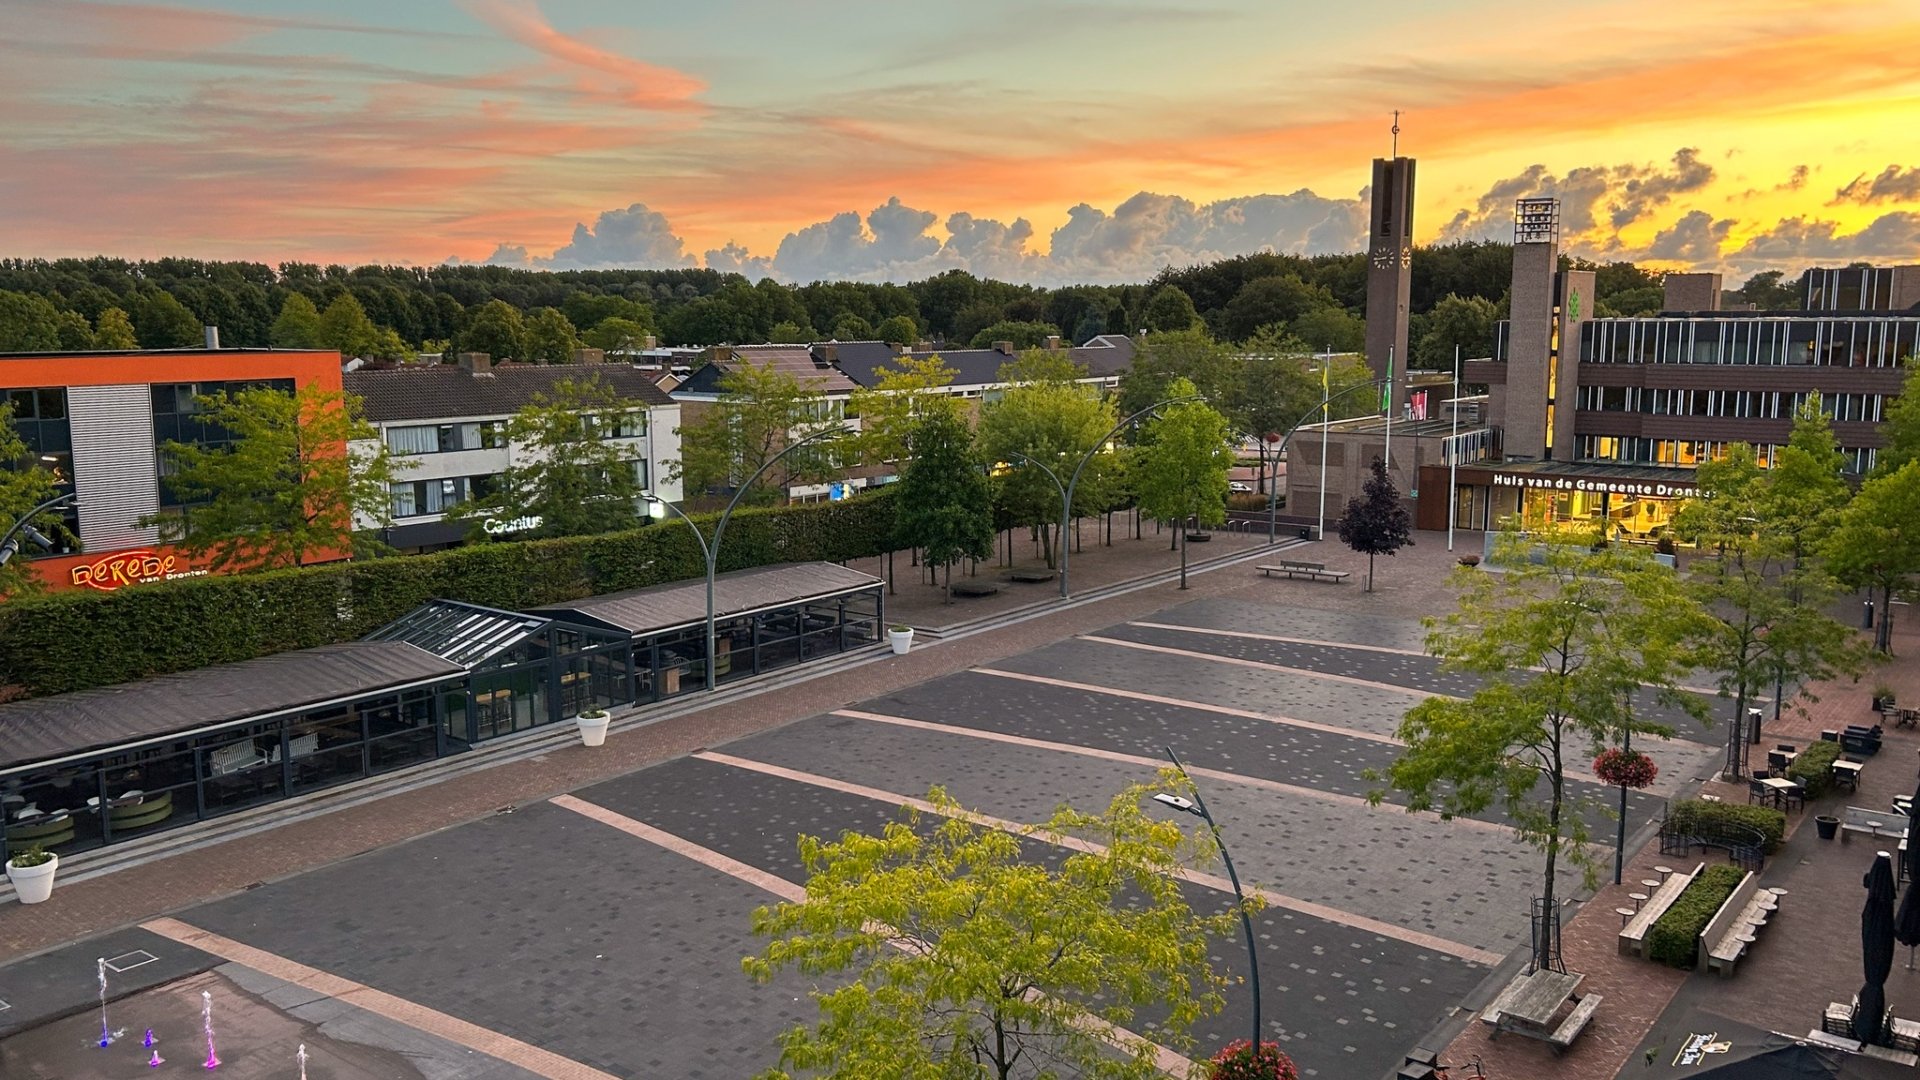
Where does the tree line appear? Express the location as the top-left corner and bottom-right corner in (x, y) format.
(0, 244), (1703, 364)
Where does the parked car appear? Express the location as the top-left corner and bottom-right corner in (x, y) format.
(1228, 481), (1254, 493)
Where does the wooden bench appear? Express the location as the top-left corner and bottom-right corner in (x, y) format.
(1547, 995), (1603, 1053)
(1701, 872), (1779, 977)
(1256, 560), (1350, 583)
(1007, 570), (1056, 584)
(1619, 862), (1703, 956)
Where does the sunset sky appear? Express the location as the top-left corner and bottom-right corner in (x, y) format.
(4, 0), (1920, 285)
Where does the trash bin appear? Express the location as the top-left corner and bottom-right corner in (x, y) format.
(1865, 600), (1876, 629)
(1817, 815), (1841, 841)
(1298, 526), (1312, 540)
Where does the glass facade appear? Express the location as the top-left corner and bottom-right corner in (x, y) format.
(152, 379), (296, 506)
(2, 386), (79, 550)
(0, 576), (885, 860)
(1568, 316), (1920, 369)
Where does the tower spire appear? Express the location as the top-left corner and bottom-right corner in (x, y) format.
(1391, 110), (1401, 158)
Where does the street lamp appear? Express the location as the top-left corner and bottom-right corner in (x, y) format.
(642, 426), (842, 692)
(1155, 746), (1261, 1051)
(0, 492), (78, 569)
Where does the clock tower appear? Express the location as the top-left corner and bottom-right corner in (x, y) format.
(1365, 155), (1416, 416)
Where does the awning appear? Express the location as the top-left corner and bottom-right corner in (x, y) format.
(528, 562), (883, 637)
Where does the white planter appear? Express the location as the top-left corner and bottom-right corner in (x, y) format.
(1654, 553), (1678, 569)
(6, 853), (58, 904)
(888, 627), (914, 655)
(575, 712), (611, 748)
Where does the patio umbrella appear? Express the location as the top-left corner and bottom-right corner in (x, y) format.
(1855, 851), (1897, 1046)
(1897, 780), (1920, 968)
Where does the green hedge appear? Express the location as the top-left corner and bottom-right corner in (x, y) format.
(1647, 864), (1745, 968)
(1787, 739), (1845, 798)
(0, 488), (897, 698)
(1665, 799), (1787, 852)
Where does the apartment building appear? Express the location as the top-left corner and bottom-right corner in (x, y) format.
(345, 355), (682, 551)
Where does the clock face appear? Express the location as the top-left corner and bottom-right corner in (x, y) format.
(1371, 246), (1410, 270)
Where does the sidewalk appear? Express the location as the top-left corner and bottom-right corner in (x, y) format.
(1435, 597), (1920, 1080)
(0, 538), (1294, 963)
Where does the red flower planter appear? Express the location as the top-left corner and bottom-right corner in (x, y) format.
(1208, 1040), (1299, 1080)
(1594, 748), (1658, 789)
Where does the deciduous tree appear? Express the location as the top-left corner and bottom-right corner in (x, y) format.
(1825, 461), (1920, 655)
(583, 316), (654, 354)
(1376, 530), (1710, 968)
(966, 319), (1058, 350)
(673, 363), (840, 503)
(848, 355), (959, 468)
(1134, 379), (1232, 588)
(0, 401), (64, 595)
(460, 299), (531, 360)
(524, 307), (583, 363)
(894, 409), (994, 603)
(454, 376), (647, 539)
(1875, 363), (1920, 478)
(975, 368), (1117, 569)
(1337, 457), (1412, 591)
(93, 307), (139, 350)
(875, 314), (919, 347)
(270, 293), (324, 348)
(1142, 285), (1201, 333)
(0, 290), (64, 351)
(142, 384), (400, 571)
(317, 293), (380, 356)
(744, 781), (1243, 1080)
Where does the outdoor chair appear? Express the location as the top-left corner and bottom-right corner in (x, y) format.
(1748, 778), (1771, 806)
(1783, 783), (1806, 812)
(1767, 751), (1790, 772)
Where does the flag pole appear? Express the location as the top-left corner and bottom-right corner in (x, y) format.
(1317, 345), (1330, 541)
(1447, 344), (1460, 552)
(1382, 345), (1394, 483)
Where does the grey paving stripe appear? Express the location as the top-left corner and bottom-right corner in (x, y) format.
(181, 801), (818, 1080)
(580, 754), (1485, 1080)
(723, 712), (1574, 956)
(864, 668), (1669, 836)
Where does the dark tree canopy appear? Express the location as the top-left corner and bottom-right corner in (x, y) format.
(1338, 457), (1414, 591)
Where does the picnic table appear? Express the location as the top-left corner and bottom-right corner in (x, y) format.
(1479, 968), (1601, 1051)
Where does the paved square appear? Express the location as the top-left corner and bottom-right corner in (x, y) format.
(1, 585), (1726, 1078)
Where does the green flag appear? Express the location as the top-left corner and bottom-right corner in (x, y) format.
(1380, 350), (1393, 414)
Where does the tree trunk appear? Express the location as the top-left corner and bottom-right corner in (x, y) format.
(1882, 584), (1896, 655)
(1540, 733), (1564, 971)
(1040, 522), (1055, 568)
(943, 560), (951, 604)
(1366, 552), (1375, 592)
(1179, 521), (1189, 589)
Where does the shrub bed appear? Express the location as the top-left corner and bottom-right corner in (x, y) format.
(1787, 739), (1845, 798)
(0, 488), (898, 698)
(1665, 799), (1787, 852)
(1646, 864), (1745, 968)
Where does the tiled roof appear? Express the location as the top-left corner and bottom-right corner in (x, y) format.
(345, 363), (674, 422)
(673, 345), (863, 397)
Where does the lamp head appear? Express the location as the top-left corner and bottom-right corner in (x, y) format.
(1153, 792), (1198, 815)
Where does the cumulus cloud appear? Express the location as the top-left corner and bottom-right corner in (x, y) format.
(702, 240), (772, 279)
(1831, 165), (1920, 206)
(1438, 148), (1715, 246)
(1642, 210), (1733, 262)
(1729, 212), (1920, 266)
(486, 202), (694, 270)
(769, 197), (942, 282)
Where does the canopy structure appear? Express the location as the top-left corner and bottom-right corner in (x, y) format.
(529, 562), (883, 636)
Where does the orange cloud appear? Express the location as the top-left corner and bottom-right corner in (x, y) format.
(461, 0), (706, 112)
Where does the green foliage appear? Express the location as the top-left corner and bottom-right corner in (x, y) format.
(139, 384), (400, 572)
(1285, 306), (1364, 354)
(1647, 865), (1745, 968)
(1143, 285), (1201, 333)
(975, 371), (1117, 568)
(1337, 458), (1412, 591)
(583, 316), (654, 353)
(1825, 461), (1920, 654)
(1134, 379), (1232, 587)
(317, 292), (381, 356)
(1665, 799), (1787, 851)
(1876, 363), (1920, 479)
(1414, 294), (1499, 367)
(270, 293), (324, 348)
(1216, 275), (1334, 342)
(0, 290), (65, 351)
(54, 309), (94, 350)
(134, 290), (204, 348)
(0, 489), (898, 697)
(895, 410), (994, 602)
(460, 299), (531, 360)
(1378, 531), (1711, 930)
(1786, 739), (1845, 798)
(453, 375), (644, 539)
(0, 401), (62, 596)
(560, 292), (653, 334)
(6, 844), (53, 868)
(874, 314), (919, 346)
(966, 319), (1058, 350)
(742, 781), (1242, 1080)
(674, 361), (841, 501)
(1118, 329), (1237, 422)
(848, 355), (960, 467)
(93, 307), (139, 350)
(830, 312), (874, 340)
(523, 306), (583, 362)
(1732, 270), (1800, 310)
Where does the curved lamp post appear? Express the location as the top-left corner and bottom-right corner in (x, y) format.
(0, 491), (78, 569)
(644, 426), (843, 692)
(1264, 376), (1393, 544)
(997, 395), (1200, 599)
(1156, 746), (1261, 1051)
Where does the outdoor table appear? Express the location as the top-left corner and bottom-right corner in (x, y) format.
(1497, 969), (1583, 1030)
(1835, 760), (1866, 784)
(1760, 776), (1797, 806)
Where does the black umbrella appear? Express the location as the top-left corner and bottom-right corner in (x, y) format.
(1897, 780), (1920, 968)
(1855, 852), (1897, 1045)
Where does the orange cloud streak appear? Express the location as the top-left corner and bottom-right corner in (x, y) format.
(461, 0), (706, 112)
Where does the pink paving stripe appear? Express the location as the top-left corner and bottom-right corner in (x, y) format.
(973, 666), (1402, 746)
(1126, 620), (1743, 701)
(1080, 634), (1437, 697)
(695, 749), (1503, 967)
(551, 791), (1196, 1075)
(830, 707), (1512, 836)
(551, 794), (803, 902)
(141, 917), (619, 1080)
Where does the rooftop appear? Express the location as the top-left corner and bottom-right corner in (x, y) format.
(674, 345), (863, 397)
(528, 562), (883, 637)
(344, 362), (674, 422)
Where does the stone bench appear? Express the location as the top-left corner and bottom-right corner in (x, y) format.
(1620, 862), (1703, 957)
(1256, 561), (1349, 583)
(949, 581), (1000, 598)
(1007, 570), (1056, 584)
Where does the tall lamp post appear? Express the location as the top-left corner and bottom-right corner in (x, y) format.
(0, 492), (78, 569)
(1265, 376), (1392, 543)
(1155, 746), (1261, 1052)
(1004, 452), (1069, 593)
(644, 427), (842, 692)
(1054, 395), (1200, 599)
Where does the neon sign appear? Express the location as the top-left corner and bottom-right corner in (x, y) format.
(68, 550), (207, 591)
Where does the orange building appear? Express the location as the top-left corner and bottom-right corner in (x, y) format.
(2, 348), (343, 591)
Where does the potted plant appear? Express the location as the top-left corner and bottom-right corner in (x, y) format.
(5, 845), (58, 904)
(575, 708), (612, 748)
(888, 624), (914, 655)
(1208, 1039), (1299, 1080)
(1594, 748), (1658, 789)
(1654, 535), (1678, 568)
(1457, 554), (1481, 568)
(1872, 684), (1897, 713)
(1817, 814), (1842, 841)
